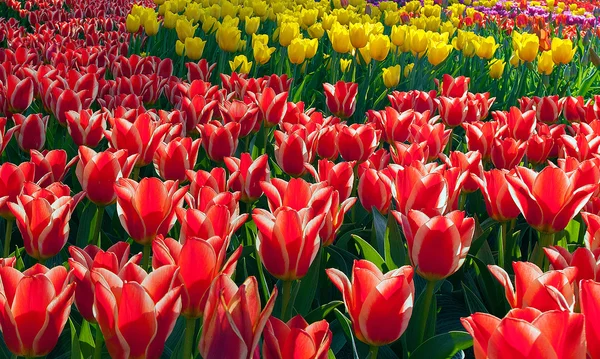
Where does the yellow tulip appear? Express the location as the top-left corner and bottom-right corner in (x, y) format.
(237, 39), (247, 52)
(410, 29), (429, 55)
(476, 36), (499, 60)
(216, 25), (241, 52)
(253, 41), (276, 64)
(304, 38), (319, 59)
(175, 40), (185, 56)
(509, 53), (522, 67)
(462, 38), (478, 57)
(322, 14), (338, 31)
(488, 59), (505, 79)
(301, 8), (319, 28)
(229, 55), (253, 74)
(185, 37), (206, 60)
(126, 14), (141, 33)
(390, 25), (408, 47)
(349, 23), (368, 49)
(144, 16), (160, 36)
(517, 33), (540, 62)
(382, 65), (401, 88)
(221, 0), (238, 18)
(425, 16), (441, 32)
(369, 34), (390, 61)
(440, 21), (456, 36)
(176, 19), (198, 42)
(308, 23), (325, 39)
(279, 22), (300, 47)
(427, 41), (452, 66)
(245, 16), (260, 35)
(538, 50), (554, 75)
(384, 10), (400, 26)
(340, 58), (352, 73)
(201, 16), (219, 33)
(239, 6), (253, 19)
(185, 4), (202, 22)
(288, 39), (306, 64)
(451, 29), (475, 51)
(357, 44), (371, 65)
(252, 33), (269, 47)
(403, 63), (414, 78)
(551, 37), (576, 64)
(328, 24), (352, 54)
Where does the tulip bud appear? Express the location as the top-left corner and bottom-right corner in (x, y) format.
(11, 113), (48, 152)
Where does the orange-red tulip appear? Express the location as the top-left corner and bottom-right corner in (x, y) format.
(323, 81), (358, 119)
(0, 162), (35, 219)
(336, 123), (380, 163)
(153, 137), (201, 181)
(224, 153), (270, 203)
(263, 315), (332, 359)
(12, 113), (48, 152)
(30, 149), (77, 187)
(474, 169), (521, 222)
(580, 280), (600, 359)
(357, 168), (393, 214)
(326, 261), (414, 346)
(197, 121), (241, 162)
(65, 109), (107, 147)
(544, 246), (600, 282)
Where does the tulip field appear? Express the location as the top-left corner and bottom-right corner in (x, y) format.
(2, 0), (600, 357)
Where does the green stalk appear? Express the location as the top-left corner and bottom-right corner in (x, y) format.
(89, 205), (105, 247)
(182, 317), (197, 359)
(93, 324), (104, 359)
(535, 232), (555, 270)
(132, 166), (141, 181)
(369, 345), (379, 359)
(417, 280), (437, 345)
(142, 244), (152, 271)
(4, 219), (14, 258)
(281, 280), (293, 321)
(498, 221), (508, 269)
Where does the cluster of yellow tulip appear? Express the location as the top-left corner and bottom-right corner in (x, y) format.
(511, 33), (577, 75)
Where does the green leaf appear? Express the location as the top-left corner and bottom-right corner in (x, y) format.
(405, 281), (438, 352)
(409, 331), (473, 359)
(333, 309), (359, 359)
(461, 283), (488, 314)
(328, 350), (336, 359)
(384, 211), (406, 270)
(295, 248), (322, 316)
(78, 320), (95, 357)
(351, 234), (385, 270)
(69, 319), (82, 359)
(372, 207), (387, 255)
(305, 301), (344, 323)
(76, 202), (97, 249)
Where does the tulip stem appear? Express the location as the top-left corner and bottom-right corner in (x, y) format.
(535, 232), (554, 270)
(417, 280), (437, 345)
(3, 219), (13, 258)
(142, 244), (151, 271)
(499, 221), (508, 269)
(89, 205), (105, 247)
(281, 280), (293, 321)
(93, 324), (104, 359)
(368, 345), (379, 359)
(182, 317), (196, 359)
(132, 166), (141, 181)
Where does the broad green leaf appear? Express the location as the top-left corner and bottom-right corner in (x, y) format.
(69, 319), (82, 359)
(351, 234), (385, 270)
(295, 248), (322, 316)
(409, 331), (473, 359)
(333, 309), (359, 359)
(305, 301), (344, 323)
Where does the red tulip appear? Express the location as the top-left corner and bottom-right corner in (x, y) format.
(308, 159), (354, 202)
(559, 133), (600, 161)
(92, 264), (182, 359)
(357, 168), (393, 214)
(320, 191), (356, 246)
(474, 169), (520, 222)
(438, 74), (469, 97)
(153, 137), (201, 181)
(560, 96), (586, 122)
(368, 107), (413, 143)
(531, 96), (562, 124)
(4, 75), (34, 113)
(199, 274), (277, 359)
(224, 153), (270, 203)
(0, 162), (35, 219)
(253, 87), (288, 127)
(501, 107), (536, 141)
(261, 178), (333, 215)
(105, 114), (170, 167)
(11, 113), (48, 152)
(409, 122), (451, 160)
(326, 261), (414, 346)
(263, 315), (332, 359)
(65, 109), (107, 147)
(315, 124), (339, 160)
(437, 96), (468, 127)
(220, 99), (261, 137)
(461, 308), (585, 359)
(440, 151), (482, 193)
(396, 209), (474, 280)
(582, 212), (600, 255)
(186, 59), (215, 82)
(506, 166), (597, 233)
(114, 177), (187, 244)
(179, 95), (218, 132)
(0, 264), (76, 357)
(580, 280), (600, 359)
(8, 185), (83, 261)
(526, 133), (554, 165)
(51, 88), (83, 125)
(488, 261), (576, 311)
(68, 242), (141, 322)
(390, 142), (429, 166)
(490, 137), (526, 169)
(253, 207), (325, 280)
(176, 192), (248, 243)
(76, 147), (138, 206)
(197, 121), (241, 162)
(360, 148), (390, 172)
(544, 246), (600, 283)
(0, 117), (18, 157)
(323, 81), (358, 119)
(274, 127), (316, 177)
(393, 164), (448, 216)
(0, 257), (16, 267)
(336, 123), (380, 163)
(30, 149), (77, 187)
(463, 121), (502, 161)
(186, 167), (227, 198)
(152, 236), (242, 318)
